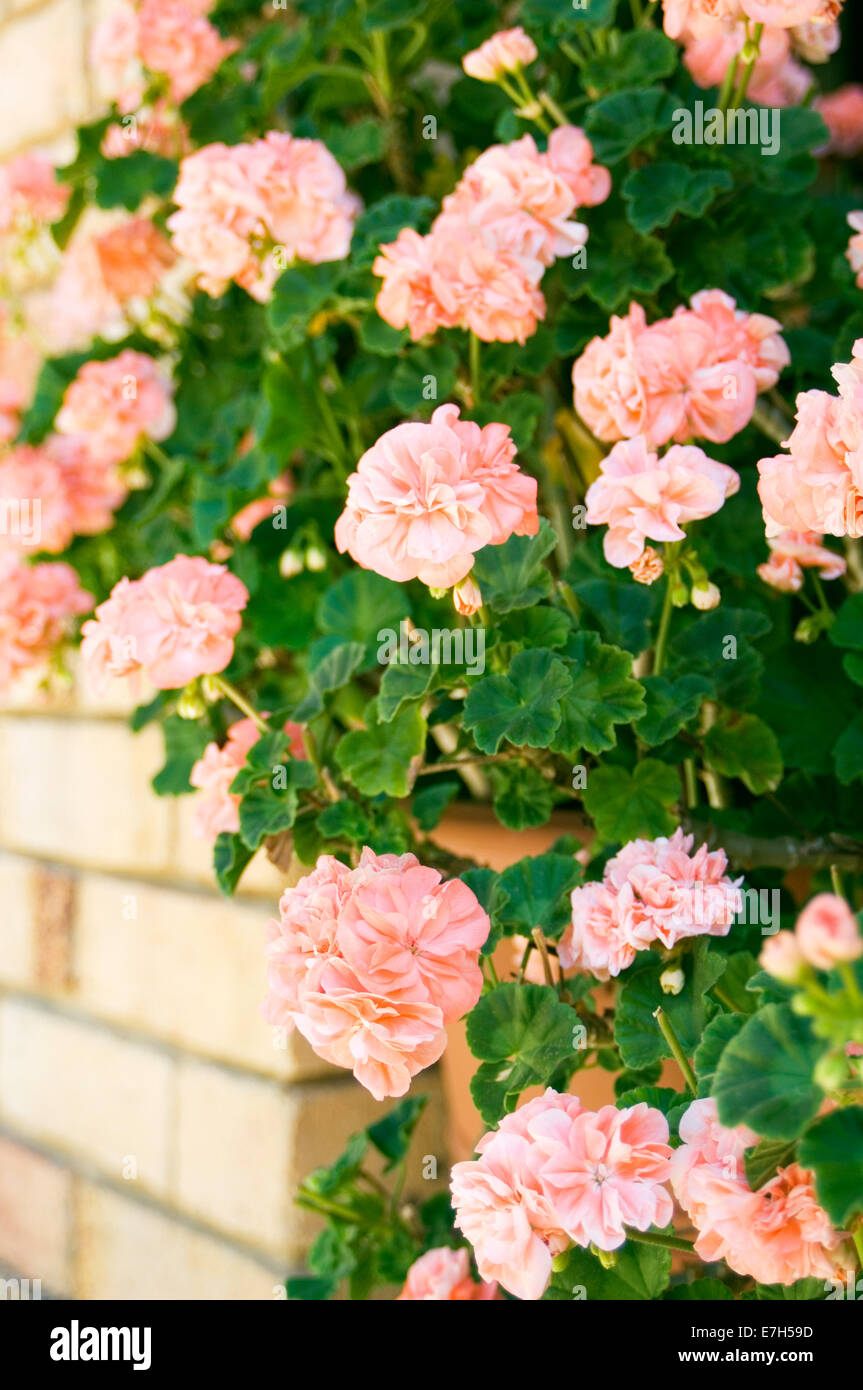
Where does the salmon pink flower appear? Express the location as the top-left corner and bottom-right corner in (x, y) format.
(759, 929), (805, 983)
(0, 555), (92, 691)
(335, 404), (537, 589)
(397, 1247), (499, 1300)
(795, 893), (863, 971)
(463, 27), (538, 81)
(629, 546), (664, 585)
(584, 435), (740, 567)
(80, 554), (248, 691)
(190, 717), (306, 843)
(757, 529), (846, 592)
(846, 211), (863, 289)
(56, 349), (176, 465)
(815, 86), (863, 156)
(0, 153), (70, 233)
(92, 216), (176, 301)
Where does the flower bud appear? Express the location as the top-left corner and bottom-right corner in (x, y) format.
(279, 548), (303, 579)
(305, 544), (327, 572)
(660, 966), (685, 996)
(590, 1244), (618, 1269)
(691, 581), (720, 611)
(759, 930), (804, 984)
(629, 547), (663, 586)
(428, 585), (447, 600)
(453, 575), (483, 616)
(814, 1050), (849, 1093)
(796, 893), (863, 972)
(177, 686), (206, 720)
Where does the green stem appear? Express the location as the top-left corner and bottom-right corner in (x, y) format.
(812, 573), (835, 625)
(209, 674), (271, 734)
(468, 330), (481, 407)
(839, 963), (863, 1014)
(653, 1006), (697, 1095)
(830, 863), (844, 899)
(853, 1220), (863, 1271)
(652, 566), (675, 676)
(730, 22), (764, 109)
(626, 1228), (695, 1254)
(539, 90), (570, 128)
(683, 758), (698, 809)
(717, 53), (739, 115)
(143, 439), (173, 470)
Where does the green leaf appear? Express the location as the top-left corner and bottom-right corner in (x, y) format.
(471, 519), (557, 614)
(319, 117), (386, 170)
(317, 570), (409, 661)
(317, 800), (371, 844)
(582, 211), (674, 312)
(461, 866), (505, 957)
(666, 1279), (734, 1301)
(410, 781), (459, 832)
(335, 700), (427, 797)
(213, 832), (255, 896)
(713, 1004), (825, 1140)
(474, 391), (544, 452)
(389, 342), (458, 414)
(636, 674), (712, 747)
(703, 712), (784, 795)
(829, 593), (863, 651)
(293, 641), (366, 722)
(488, 762), (556, 830)
(744, 1138), (798, 1193)
(366, 1095), (428, 1169)
(798, 1109), (863, 1227)
(585, 88), (678, 164)
(268, 261), (342, 345)
(467, 983), (578, 1125)
(92, 151), (178, 210)
(583, 29), (678, 94)
(834, 712), (863, 786)
(377, 661), (437, 723)
(495, 853), (582, 942)
(286, 1275), (338, 1300)
(582, 759), (680, 845)
(622, 163), (732, 236)
(546, 1241), (671, 1302)
(463, 648), (572, 754)
(351, 194), (435, 268)
(357, 314), (408, 355)
(694, 1013), (748, 1097)
(552, 631), (645, 755)
(237, 760), (318, 850)
(669, 608), (771, 708)
(151, 716), (211, 796)
(615, 945), (726, 1071)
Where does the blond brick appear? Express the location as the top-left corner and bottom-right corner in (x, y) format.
(0, 1001), (173, 1192)
(0, 854), (34, 987)
(0, 0), (89, 154)
(75, 875), (329, 1079)
(174, 1060), (293, 1252)
(0, 718), (175, 873)
(174, 792), (291, 898)
(75, 1184), (281, 1299)
(0, 1136), (72, 1291)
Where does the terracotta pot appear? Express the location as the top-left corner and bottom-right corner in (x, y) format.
(430, 805), (682, 1161)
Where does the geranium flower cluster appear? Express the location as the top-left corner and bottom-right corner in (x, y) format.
(260, 848), (490, 1101)
(816, 86), (863, 157)
(397, 1247), (499, 1300)
(190, 716), (306, 843)
(451, 1089), (674, 1300)
(373, 126), (610, 344)
(0, 438), (127, 555)
(80, 554), (248, 692)
(91, 0), (237, 113)
(167, 133), (360, 302)
(56, 349), (176, 465)
(584, 435), (740, 569)
(0, 554), (92, 691)
(573, 291), (788, 447)
(0, 153), (70, 239)
(335, 403), (538, 593)
(662, 0), (843, 36)
(757, 338), (863, 538)
(761, 892), (863, 978)
(559, 829), (744, 980)
(757, 529), (845, 592)
(672, 1098), (849, 1285)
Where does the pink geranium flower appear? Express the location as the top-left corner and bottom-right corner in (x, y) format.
(846, 211), (863, 289)
(0, 436), (127, 555)
(260, 848), (490, 1099)
(815, 86), (863, 157)
(91, 0), (236, 112)
(560, 830), (743, 980)
(335, 404), (538, 589)
(92, 216), (176, 301)
(672, 1098), (850, 1284)
(757, 529), (845, 592)
(584, 435), (740, 568)
(80, 554), (248, 691)
(56, 349), (176, 466)
(190, 717), (306, 843)
(0, 555), (92, 691)
(397, 1247), (499, 1300)
(0, 153), (70, 234)
(462, 27), (537, 82)
(795, 893), (863, 971)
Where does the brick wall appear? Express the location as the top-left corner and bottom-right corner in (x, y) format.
(0, 2), (447, 1300)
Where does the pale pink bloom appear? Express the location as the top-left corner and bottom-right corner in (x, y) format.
(137, 0), (237, 104)
(373, 229), (457, 341)
(93, 216), (176, 301)
(397, 1247), (500, 1300)
(337, 861), (489, 1022)
(261, 854), (355, 1023)
(757, 340), (863, 538)
(691, 580), (721, 609)
(672, 1098), (849, 1284)
(682, 24), (809, 107)
(453, 575), (483, 615)
(293, 963), (446, 1102)
(190, 717), (306, 843)
(38, 234), (125, 352)
(0, 437), (126, 554)
(80, 554), (248, 691)
(791, 18), (840, 61)
(689, 289), (789, 393)
(538, 1103), (673, 1252)
(638, 309), (756, 445)
(629, 546), (664, 585)
(462, 27), (538, 81)
(795, 892), (863, 970)
(427, 215), (547, 344)
(584, 435), (740, 567)
(168, 135), (359, 302)
(846, 210), (863, 289)
(101, 101), (190, 158)
(561, 830), (743, 979)
(0, 554), (92, 690)
(757, 529), (846, 592)
(230, 472), (292, 540)
(451, 1090), (585, 1300)
(742, 1), (842, 27)
(545, 126), (613, 209)
(90, 6), (145, 113)
(759, 929), (805, 982)
(572, 303), (651, 442)
(56, 349), (176, 465)
(0, 154), (70, 233)
(661, 0), (742, 40)
(335, 404), (537, 588)
(46, 435), (128, 537)
(815, 86), (863, 156)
